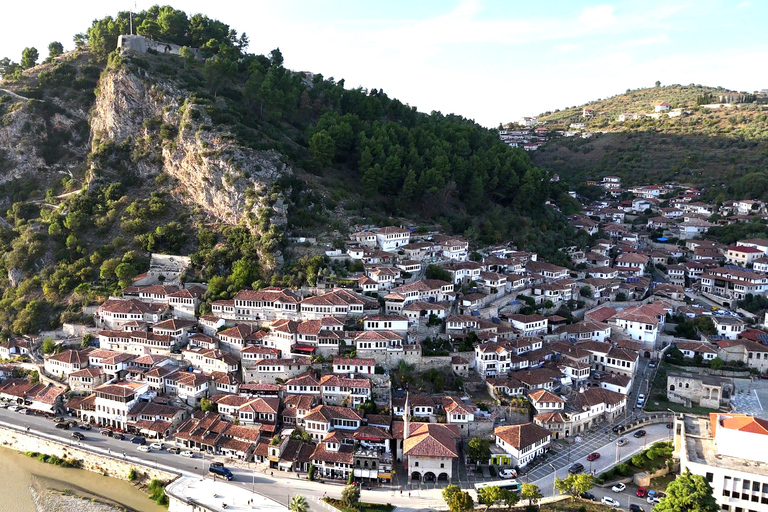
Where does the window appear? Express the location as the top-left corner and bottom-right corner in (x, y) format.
(707, 473), (714, 483)
(414, 462), (419, 467)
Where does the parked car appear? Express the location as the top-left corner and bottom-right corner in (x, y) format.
(634, 429), (647, 438)
(637, 487), (648, 497)
(71, 431), (85, 440)
(586, 452), (600, 461)
(568, 463), (585, 474)
(0, 402), (7, 409)
(23, 409), (33, 415)
(78, 423), (91, 430)
(629, 504), (646, 512)
(167, 447), (181, 455)
(580, 492), (596, 501)
(100, 429), (113, 437)
(636, 393), (646, 407)
(612, 425), (626, 434)
(617, 437), (629, 447)
(137, 445), (151, 452)
(601, 496), (620, 508)
(648, 361), (657, 368)
(55, 422), (70, 430)
(647, 497), (661, 505)
(131, 436), (146, 445)
(149, 442), (164, 450)
(180, 450), (195, 458)
(7, 405), (19, 412)
(113, 433), (126, 441)
(499, 468), (517, 479)
(612, 483), (626, 493)
(53, 417), (67, 424)
(209, 465), (233, 480)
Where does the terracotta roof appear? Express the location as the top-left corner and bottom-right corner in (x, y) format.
(528, 389), (564, 404)
(403, 423), (459, 458)
(495, 422), (552, 450)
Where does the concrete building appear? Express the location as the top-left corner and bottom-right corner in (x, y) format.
(667, 372), (733, 409)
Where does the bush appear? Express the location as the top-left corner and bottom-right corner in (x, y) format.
(148, 479), (168, 506)
(308, 464), (316, 481)
(128, 468), (138, 481)
(616, 463), (632, 476)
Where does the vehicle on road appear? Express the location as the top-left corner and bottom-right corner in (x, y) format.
(634, 429), (647, 438)
(637, 487), (648, 497)
(210, 461), (225, 469)
(7, 405), (19, 412)
(149, 442), (164, 450)
(167, 447), (181, 455)
(586, 452), (600, 461)
(499, 468), (517, 479)
(475, 480), (521, 493)
(617, 437), (629, 447)
(601, 496), (620, 508)
(131, 436), (146, 445)
(612, 425), (626, 434)
(637, 394), (646, 407)
(629, 504), (646, 512)
(0, 403), (7, 409)
(113, 433), (126, 440)
(209, 465), (233, 480)
(580, 492), (596, 501)
(137, 445), (151, 452)
(648, 361), (657, 368)
(100, 429), (113, 437)
(568, 463), (585, 474)
(71, 431), (85, 440)
(180, 450), (195, 458)
(612, 483), (626, 493)
(647, 497), (661, 504)
(55, 422), (70, 430)
(78, 423), (91, 430)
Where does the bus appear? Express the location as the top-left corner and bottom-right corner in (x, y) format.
(474, 478), (521, 493)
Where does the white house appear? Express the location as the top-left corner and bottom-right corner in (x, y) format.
(493, 423), (552, 467)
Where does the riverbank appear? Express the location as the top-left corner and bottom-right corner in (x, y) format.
(0, 446), (167, 512)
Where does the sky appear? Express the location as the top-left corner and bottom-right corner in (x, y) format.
(2, 0), (767, 127)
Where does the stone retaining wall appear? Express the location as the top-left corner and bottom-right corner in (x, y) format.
(0, 424), (176, 482)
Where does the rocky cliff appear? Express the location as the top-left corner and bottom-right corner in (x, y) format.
(90, 58), (291, 230)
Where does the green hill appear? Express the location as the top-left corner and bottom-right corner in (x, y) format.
(529, 85), (768, 198)
(0, 6), (587, 336)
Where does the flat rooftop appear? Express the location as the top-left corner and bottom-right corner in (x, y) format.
(683, 415), (768, 477)
(165, 475), (290, 512)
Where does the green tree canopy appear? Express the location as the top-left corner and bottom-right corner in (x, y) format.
(554, 473), (595, 499)
(341, 485), (360, 507)
(521, 483), (543, 506)
(654, 469), (718, 512)
(289, 495), (309, 512)
(467, 437), (491, 465)
(47, 42), (64, 60)
(21, 47), (39, 69)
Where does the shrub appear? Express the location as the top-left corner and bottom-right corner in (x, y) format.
(128, 468), (137, 481)
(308, 464), (316, 481)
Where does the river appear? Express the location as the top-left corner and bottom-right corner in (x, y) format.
(0, 446), (167, 512)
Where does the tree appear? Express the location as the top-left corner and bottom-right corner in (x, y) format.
(443, 485), (474, 512)
(179, 46), (195, 69)
(500, 488), (519, 509)
(555, 473), (596, 499)
(654, 469), (718, 512)
(521, 483), (543, 506)
(467, 437), (491, 465)
(655, 80), (661, 87)
(478, 485), (503, 510)
(114, 262), (137, 280)
(309, 130), (336, 170)
(290, 495), (309, 512)
(81, 334), (94, 348)
(20, 47), (39, 69)
(710, 357), (724, 370)
(41, 338), (56, 355)
(204, 57), (236, 97)
(341, 485), (360, 507)
(0, 57), (21, 78)
(47, 42), (64, 61)
(200, 398), (217, 413)
(580, 286), (592, 298)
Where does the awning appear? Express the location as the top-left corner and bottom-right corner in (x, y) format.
(291, 344), (316, 353)
(379, 473), (392, 480)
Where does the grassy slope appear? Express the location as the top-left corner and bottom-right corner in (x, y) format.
(529, 85), (768, 189)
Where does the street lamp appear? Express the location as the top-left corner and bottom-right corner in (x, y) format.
(548, 463), (557, 497)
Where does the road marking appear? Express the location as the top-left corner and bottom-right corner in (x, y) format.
(755, 389), (763, 410)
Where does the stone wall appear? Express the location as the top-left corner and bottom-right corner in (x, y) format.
(0, 424), (176, 482)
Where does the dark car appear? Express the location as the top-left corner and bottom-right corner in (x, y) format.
(168, 447), (181, 455)
(71, 431), (85, 440)
(629, 505), (646, 512)
(633, 429), (647, 438)
(113, 433), (126, 441)
(209, 465), (233, 480)
(131, 436), (146, 445)
(568, 463), (585, 474)
(612, 425), (626, 434)
(580, 492), (596, 501)
(55, 422), (70, 430)
(100, 429), (113, 437)
(79, 423), (92, 430)
(210, 461), (225, 469)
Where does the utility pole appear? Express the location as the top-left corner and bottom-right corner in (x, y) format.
(548, 463), (556, 497)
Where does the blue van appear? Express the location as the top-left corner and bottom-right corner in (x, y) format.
(209, 465), (234, 480)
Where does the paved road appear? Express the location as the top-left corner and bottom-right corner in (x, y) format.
(0, 407), (445, 512)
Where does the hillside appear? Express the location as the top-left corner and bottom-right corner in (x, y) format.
(0, 6), (587, 336)
(528, 85), (768, 195)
